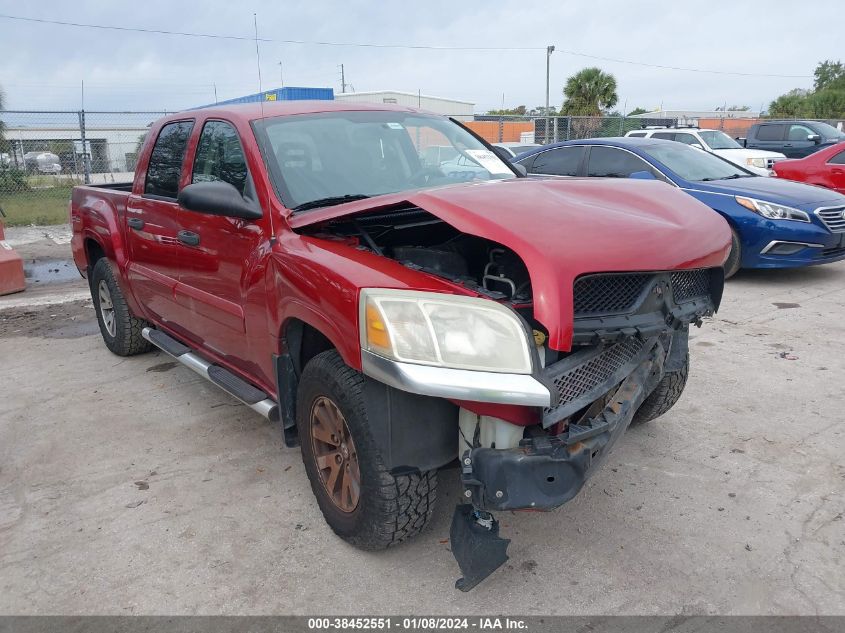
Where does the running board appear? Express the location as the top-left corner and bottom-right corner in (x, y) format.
(142, 327), (280, 422)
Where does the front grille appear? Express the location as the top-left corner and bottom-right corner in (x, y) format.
(573, 269), (710, 318)
(671, 269), (711, 303)
(816, 206), (845, 234)
(545, 337), (646, 415)
(573, 273), (650, 317)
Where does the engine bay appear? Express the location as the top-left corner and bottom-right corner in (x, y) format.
(300, 205), (534, 304)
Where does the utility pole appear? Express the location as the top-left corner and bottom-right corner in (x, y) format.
(339, 64), (347, 93)
(213, 83), (218, 103)
(545, 45), (555, 143)
(278, 61), (284, 87)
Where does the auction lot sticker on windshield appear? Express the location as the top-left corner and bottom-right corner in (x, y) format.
(464, 149), (512, 175)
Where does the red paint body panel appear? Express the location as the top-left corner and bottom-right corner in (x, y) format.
(773, 141), (845, 195)
(70, 102), (731, 419)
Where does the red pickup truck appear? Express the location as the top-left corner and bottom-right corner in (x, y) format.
(71, 101), (729, 590)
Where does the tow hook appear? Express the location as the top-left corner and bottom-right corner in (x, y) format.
(449, 504), (510, 592)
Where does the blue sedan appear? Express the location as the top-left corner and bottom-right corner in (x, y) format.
(514, 138), (845, 277)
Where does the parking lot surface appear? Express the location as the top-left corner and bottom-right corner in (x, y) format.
(1, 240), (844, 615)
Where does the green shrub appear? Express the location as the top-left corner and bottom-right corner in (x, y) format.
(0, 167), (29, 194)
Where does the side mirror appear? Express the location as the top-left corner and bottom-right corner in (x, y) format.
(807, 133), (821, 143)
(178, 181), (262, 220)
(629, 170), (657, 180)
(512, 163), (528, 177)
(691, 143), (705, 150)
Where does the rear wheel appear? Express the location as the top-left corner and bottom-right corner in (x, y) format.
(632, 353), (689, 425)
(91, 258), (152, 356)
(296, 350), (437, 550)
(723, 228), (742, 279)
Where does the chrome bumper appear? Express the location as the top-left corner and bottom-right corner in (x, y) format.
(361, 350), (551, 407)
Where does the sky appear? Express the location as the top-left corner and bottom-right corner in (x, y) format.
(0, 0), (841, 114)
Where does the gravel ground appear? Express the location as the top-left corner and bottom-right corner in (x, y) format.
(1, 249), (844, 615)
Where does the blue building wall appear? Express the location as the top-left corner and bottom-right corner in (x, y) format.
(196, 87), (334, 109)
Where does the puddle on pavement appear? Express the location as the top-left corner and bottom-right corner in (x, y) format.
(23, 259), (80, 284)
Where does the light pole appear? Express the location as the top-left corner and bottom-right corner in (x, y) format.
(545, 45), (555, 143)
(278, 61), (284, 87)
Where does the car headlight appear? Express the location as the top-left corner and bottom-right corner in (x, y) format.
(746, 157), (767, 169)
(360, 288), (533, 374)
(735, 196), (810, 222)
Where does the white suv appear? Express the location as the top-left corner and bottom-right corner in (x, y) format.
(625, 127), (785, 176)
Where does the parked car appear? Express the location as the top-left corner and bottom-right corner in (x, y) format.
(625, 127), (784, 176)
(741, 120), (845, 158)
(71, 102), (729, 590)
(492, 142), (542, 158)
(23, 151), (62, 174)
(515, 137), (845, 277)
(772, 141), (845, 195)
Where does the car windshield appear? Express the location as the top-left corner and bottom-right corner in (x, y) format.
(254, 111), (516, 211)
(641, 142), (754, 182)
(811, 121), (845, 139)
(699, 130), (742, 150)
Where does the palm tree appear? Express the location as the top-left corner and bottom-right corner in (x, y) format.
(562, 68), (619, 116)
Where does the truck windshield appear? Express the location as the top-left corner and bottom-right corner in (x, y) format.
(254, 111), (516, 211)
(642, 142), (754, 182)
(699, 130), (742, 150)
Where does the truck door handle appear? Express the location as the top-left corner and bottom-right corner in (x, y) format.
(127, 217), (145, 230)
(177, 230), (200, 246)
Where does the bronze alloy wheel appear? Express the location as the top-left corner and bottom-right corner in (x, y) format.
(309, 395), (361, 513)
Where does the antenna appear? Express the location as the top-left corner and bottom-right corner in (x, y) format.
(253, 13), (276, 236)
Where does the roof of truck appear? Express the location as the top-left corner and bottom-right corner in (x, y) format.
(176, 100), (431, 123)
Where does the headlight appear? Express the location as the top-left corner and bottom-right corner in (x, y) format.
(735, 196), (810, 222)
(746, 157), (767, 169)
(360, 288), (533, 374)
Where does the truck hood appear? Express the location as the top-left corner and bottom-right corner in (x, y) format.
(683, 175), (845, 208)
(289, 177), (730, 350)
(713, 148), (786, 160)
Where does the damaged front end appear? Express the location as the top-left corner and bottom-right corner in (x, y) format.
(296, 202), (724, 591)
(450, 268), (721, 590)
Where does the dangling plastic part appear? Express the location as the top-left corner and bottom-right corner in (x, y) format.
(449, 504), (510, 592)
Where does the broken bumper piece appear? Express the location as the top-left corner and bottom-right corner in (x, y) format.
(461, 345), (665, 512)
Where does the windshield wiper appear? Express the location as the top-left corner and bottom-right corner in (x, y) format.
(293, 194), (371, 212)
(699, 174), (748, 182)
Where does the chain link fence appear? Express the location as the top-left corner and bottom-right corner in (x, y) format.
(0, 110), (164, 225)
(2, 109), (842, 227)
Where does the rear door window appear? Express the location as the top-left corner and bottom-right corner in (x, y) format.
(192, 121), (248, 195)
(652, 132), (676, 141)
(586, 146), (655, 178)
(756, 124), (785, 141)
(673, 133), (700, 145)
(530, 146), (584, 176)
(144, 121), (194, 199)
(828, 150), (845, 165)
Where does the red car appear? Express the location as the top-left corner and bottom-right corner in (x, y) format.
(773, 140), (845, 194)
(70, 101), (729, 590)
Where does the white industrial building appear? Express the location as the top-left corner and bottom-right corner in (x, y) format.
(334, 91), (475, 120)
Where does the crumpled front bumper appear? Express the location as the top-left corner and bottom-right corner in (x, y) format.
(460, 341), (666, 512)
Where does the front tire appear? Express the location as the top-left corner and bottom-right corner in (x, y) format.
(296, 350), (437, 550)
(723, 228), (742, 279)
(632, 354), (689, 425)
(90, 258), (152, 356)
